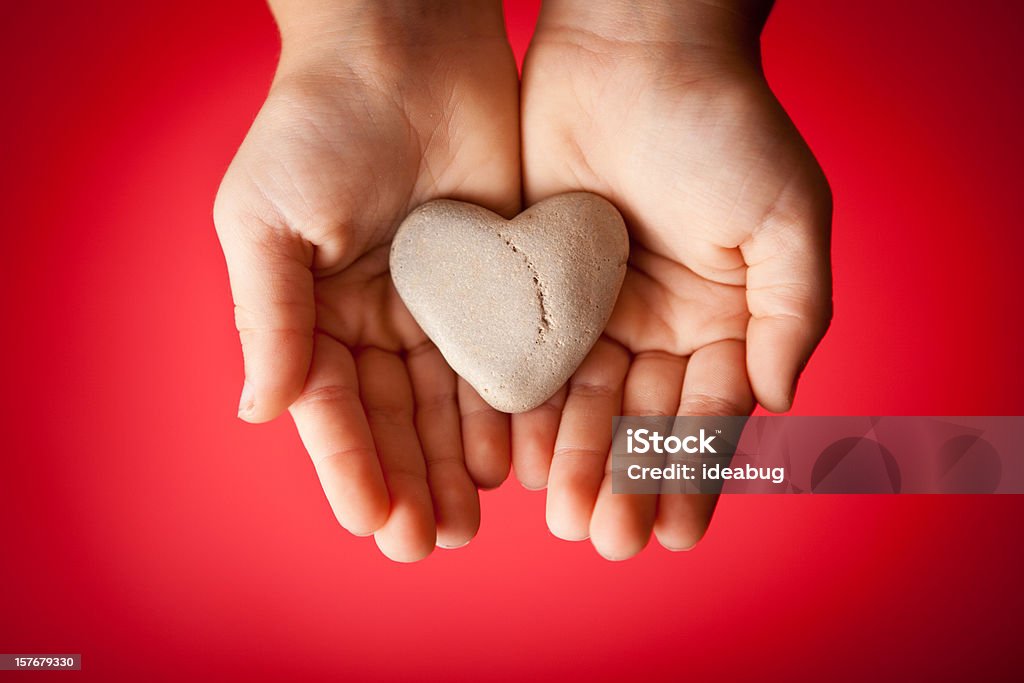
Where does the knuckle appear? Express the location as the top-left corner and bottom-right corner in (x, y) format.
(678, 393), (744, 417)
(365, 404), (413, 427)
(292, 384), (359, 411)
(414, 390), (458, 417)
(423, 451), (463, 468)
(568, 380), (616, 400)
(386, 466), (429, 486)
(313, 445), (377, 470)
(552, 445), (607, 462)
(459, 403), (497, 420)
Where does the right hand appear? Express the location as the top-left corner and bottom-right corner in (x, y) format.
(512, 0), (833, 559)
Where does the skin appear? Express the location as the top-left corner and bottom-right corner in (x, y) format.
(214, 1), (520, 561)
(513, 0), (832, 558)
(214, 0), (832, 562)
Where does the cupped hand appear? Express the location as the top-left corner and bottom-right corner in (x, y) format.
(513, 1), (833, 559)
(214, 5), (519, 561)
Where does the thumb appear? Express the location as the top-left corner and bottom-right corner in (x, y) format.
(214, 198), (315, 423)
(741, 177), (833, 413)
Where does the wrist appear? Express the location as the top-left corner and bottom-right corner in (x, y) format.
(269, 0), (509, 69)
(533, 0), (770, 65)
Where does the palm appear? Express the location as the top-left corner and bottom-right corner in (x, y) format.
(524, 36), (827, 355)
(607, 252), (745, 361)
(514, 32), (831, 557)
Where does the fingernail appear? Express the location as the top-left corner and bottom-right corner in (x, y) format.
(237, 379), (255, 417)
(437, 540), (471, 550)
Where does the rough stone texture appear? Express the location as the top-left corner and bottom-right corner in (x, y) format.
(390, 192), (628, 413)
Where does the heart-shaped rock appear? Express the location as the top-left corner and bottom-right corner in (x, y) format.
(390, 192), (628, 413)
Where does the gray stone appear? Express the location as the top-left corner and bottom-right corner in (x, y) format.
(389, 192), (628, 413)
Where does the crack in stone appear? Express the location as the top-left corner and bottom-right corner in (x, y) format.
(499, 232), (551, 342)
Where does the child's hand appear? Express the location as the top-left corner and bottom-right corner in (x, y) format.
(513, 0), (833, 558)
(214, 1), (520, 561)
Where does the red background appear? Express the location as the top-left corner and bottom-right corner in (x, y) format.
(3, 1), (1023, 680)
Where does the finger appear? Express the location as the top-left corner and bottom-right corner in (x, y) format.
(741, 182), (832, 412)
(357, 348), (436, 562)
(407, 344), (480, 549)
(289, 334), (389, 536)
(590, 352), (685, 561)
(510, 385), (567, 490)
(546, 338), (630, 541)
(655, 339), (753, 551)
(213, 203), (315, 423)
(458, 379), (511, 490)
